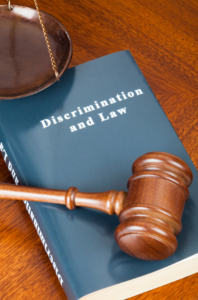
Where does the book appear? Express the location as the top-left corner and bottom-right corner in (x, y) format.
(0, 50), (198, 300)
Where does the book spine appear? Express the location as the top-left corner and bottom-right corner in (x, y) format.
(0, 141), (66, 291)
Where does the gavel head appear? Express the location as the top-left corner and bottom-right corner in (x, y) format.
(114, 152), (193, 261)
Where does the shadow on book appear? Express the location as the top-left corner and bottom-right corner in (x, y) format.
(0, 68), (75, 130)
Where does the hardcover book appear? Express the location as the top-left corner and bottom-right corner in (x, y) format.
(0, 50), (198, 300)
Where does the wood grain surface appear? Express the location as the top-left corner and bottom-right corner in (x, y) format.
(0, 0), (198, 299)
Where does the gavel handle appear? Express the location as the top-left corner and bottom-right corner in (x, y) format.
(0, 183), (127, 215)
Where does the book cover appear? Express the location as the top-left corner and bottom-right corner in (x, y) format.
(0, 50), (198, 300)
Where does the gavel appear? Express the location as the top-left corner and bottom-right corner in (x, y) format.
(0, 152), (193, 261)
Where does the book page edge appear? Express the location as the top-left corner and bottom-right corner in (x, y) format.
(79, 254), (198, 300)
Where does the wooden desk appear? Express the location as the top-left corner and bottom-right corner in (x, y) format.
(1, 0), (198, 298)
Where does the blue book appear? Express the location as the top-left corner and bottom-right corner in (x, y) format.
(0, 50), (198, 300)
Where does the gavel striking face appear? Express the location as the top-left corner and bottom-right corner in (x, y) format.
(0, 152), (193, 261)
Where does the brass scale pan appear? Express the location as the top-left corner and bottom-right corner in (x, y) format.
(0, 3), (72, 99)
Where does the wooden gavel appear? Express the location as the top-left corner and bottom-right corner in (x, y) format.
(0, 152), (193, 261)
